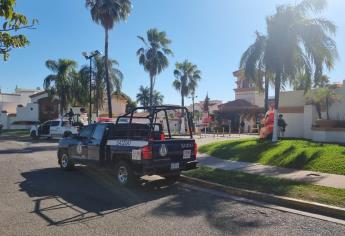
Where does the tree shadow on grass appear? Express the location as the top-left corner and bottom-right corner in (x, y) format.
(284, 151), (323, 170)
(207, 140), (278, 163)
(264, 146), (296, 166)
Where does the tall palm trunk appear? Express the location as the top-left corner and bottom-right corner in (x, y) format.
(264, 74), (269, 112)
(104, 28), (113, 118)
(95, 80), (99, 117)
(326, 96), (330, 120)
(59, 98), (64, 117)
(149, 75), (153, 108)
(180, 92), (185, 134)
(272, 71), (281, 142)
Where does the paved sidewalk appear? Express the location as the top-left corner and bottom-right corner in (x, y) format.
(198, 153), (345, 189)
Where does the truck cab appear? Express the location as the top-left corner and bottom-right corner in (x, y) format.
(57, 105), (198, 186)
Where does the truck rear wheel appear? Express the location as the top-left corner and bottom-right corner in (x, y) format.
(115, 161), (135, 186)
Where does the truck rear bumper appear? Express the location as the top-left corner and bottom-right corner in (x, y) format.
(135, 160), (198, 176)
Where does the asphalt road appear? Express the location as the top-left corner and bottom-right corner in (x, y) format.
(0, 137), (345, 236)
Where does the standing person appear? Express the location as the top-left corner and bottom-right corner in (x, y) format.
(228, 120), (232, 135)
(66, 108), (74, 125)
(278, 114), (287, 138)
(239, 120), (245, 134)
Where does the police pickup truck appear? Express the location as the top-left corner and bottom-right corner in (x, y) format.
(57, 106), (198, 186)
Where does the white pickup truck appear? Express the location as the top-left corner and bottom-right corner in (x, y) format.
(30, 119), (79, 139)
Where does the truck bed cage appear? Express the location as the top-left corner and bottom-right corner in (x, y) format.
(116, 105), (193, 139)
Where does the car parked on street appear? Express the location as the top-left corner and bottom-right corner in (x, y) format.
(57, 106), (198, 186)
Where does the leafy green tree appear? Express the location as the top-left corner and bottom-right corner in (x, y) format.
(43, 59), (78, 115)
(137, 28), (173, 107)
(203, 93), (210, 116)
(86, 0), (131, 118)
(136, 86), (164, 107)
(173, 60), (202, 111)
(79, 55), (123, 116)
(125, 95), (137, 113)
(305, 85), (340, 120)
(0, 0), (37, 60)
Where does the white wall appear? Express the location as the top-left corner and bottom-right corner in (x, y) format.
(312, 130), (345, 143)
(303, 105), (318, 139)
(16, 103), (39, 122)
(0, 112), (9, 129)
(280, 113), (304, 138)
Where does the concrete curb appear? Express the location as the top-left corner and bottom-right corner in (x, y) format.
(180, 175), (345, 221)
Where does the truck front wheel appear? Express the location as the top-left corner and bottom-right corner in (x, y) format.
(59, 152), (74, 170)
(115, 161), (135, 186)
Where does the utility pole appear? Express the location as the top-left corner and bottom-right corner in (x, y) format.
(82, 50), (101, 124)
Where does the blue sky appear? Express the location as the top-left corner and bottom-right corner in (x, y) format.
(1, 0), (345, 105)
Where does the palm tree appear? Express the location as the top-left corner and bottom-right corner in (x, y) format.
(136, 86), (164, 107)
(173, 60), (201, 111)
(137, 28), (173, 107)
(152, 90), (164, 106)
(240, 32), (270, 112)
(267, 0), (338, 141)
(86, 0), (132, 118)
(79, 55), (123, 116)
(241, 0), (337, 142)
(71, 69), (89, 107)
(43, 59), (77, 115)
(136, 86), (150, 107)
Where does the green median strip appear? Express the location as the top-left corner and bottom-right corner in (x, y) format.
(184, 166), (345, 208)
(199, 139), (345, 175)
(0, 129), (29, 137)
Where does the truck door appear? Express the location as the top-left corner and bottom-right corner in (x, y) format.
(39, 121), (51, 136)
(71, 125), (94, 161)
(87, 124), (107, 162)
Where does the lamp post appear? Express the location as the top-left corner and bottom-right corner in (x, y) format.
(82, 50), (101, 124)
(188, 94), (198, 119)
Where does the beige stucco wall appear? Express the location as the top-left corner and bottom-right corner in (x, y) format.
(279, 90), (305, 107)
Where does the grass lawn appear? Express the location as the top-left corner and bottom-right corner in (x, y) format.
(0, 129), (29, 137)
(184, 166), (345, 208)
(199, 139), (345, 175)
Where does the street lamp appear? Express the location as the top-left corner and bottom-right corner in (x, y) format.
(188, 94), (198, 119)
(82, 50), (101, 124)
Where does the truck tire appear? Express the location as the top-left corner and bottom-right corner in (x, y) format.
(115, 161), (135, 186)
(59, 151), (74, 170)
(165, 174), (180, 185)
